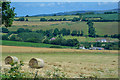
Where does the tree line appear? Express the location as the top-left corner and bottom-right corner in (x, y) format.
(1, 27), (84, 37)
(1, 27), (120, 39)
(14, 16), (120, 22)
(14, 17), (28, 21)
(104, 12), (117, 14)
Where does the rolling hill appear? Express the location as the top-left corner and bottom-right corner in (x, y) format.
(32, 9), (119, 16)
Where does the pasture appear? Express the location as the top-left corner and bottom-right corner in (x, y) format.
(2, 45), (118, 78)
(1, 40), (71, 48)
(63, 36), (119, 42)
(83, 14), (118, 20)
(7, 21), (118, 35)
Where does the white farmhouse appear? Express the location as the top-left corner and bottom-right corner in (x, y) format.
(79, 46), (86, 49)
(97, 39), (107, 42)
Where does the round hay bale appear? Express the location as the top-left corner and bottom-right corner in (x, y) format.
(5, 56), (18, 64)
(29, 58), (44, 69)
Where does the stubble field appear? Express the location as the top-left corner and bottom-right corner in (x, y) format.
(1, 45), (118, 78)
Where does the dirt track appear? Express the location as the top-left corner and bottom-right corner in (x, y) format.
(1, 45), (118, 53)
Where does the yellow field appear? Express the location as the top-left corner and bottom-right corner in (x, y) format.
(12, 21), (71, 26)
(1, 45), (118, 53)
(1, 45), (118, 78)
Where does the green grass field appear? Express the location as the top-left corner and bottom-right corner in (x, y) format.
(83, 14), (118, 20)
(8, 14), (118, 36)
(63, 36), (119, 42)
(1, 40), (72, 48)
(7, 21), (118, 35)
(63, 36), (96, 42)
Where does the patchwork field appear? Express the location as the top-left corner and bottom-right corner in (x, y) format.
(1, 15), (119, 78)
(1, 45), (118, 78)
(14, 14), (118, 22)
(7, 21), (118, 35)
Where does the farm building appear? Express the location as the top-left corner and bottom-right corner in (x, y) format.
(50, 37), (56, 41)
(96, 39), (108, 42)
(79, 46), (86, 49)
(89, 47), (104, 50)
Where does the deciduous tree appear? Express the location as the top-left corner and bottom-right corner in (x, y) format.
(2, 2), (16, 28)
(87, 21), (96, 37)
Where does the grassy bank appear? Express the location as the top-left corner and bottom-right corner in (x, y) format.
(1, 40), (71, 48)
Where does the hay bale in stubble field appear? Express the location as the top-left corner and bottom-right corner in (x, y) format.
(5, 56), (18, 64)
(29, 58), (44, 69)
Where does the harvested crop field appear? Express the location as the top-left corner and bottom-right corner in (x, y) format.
(1, 45), (118, 78)
(12, 21), (71, 26)
(1, 45), (118, 53)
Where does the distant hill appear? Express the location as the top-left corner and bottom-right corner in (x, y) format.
(32, 9), (119, 17)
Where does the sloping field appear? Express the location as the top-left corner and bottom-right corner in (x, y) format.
(2, 45), (118, 53)
(83, 14), (118, 20)
(2, 40), (70, 48)
(8, 21), (118, 35)
(63, 36), (119, 42)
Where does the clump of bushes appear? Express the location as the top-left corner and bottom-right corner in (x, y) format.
(2, 35), (9, 40)
(14, 17), (25, 21)
(17, 32), (45, 43)
(1, 61), (67, 79)
(0, 27), (9, 33)
(1, 61), (27, 79)
(44, 37), (79, 47)
(1, 61), (100, 79)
